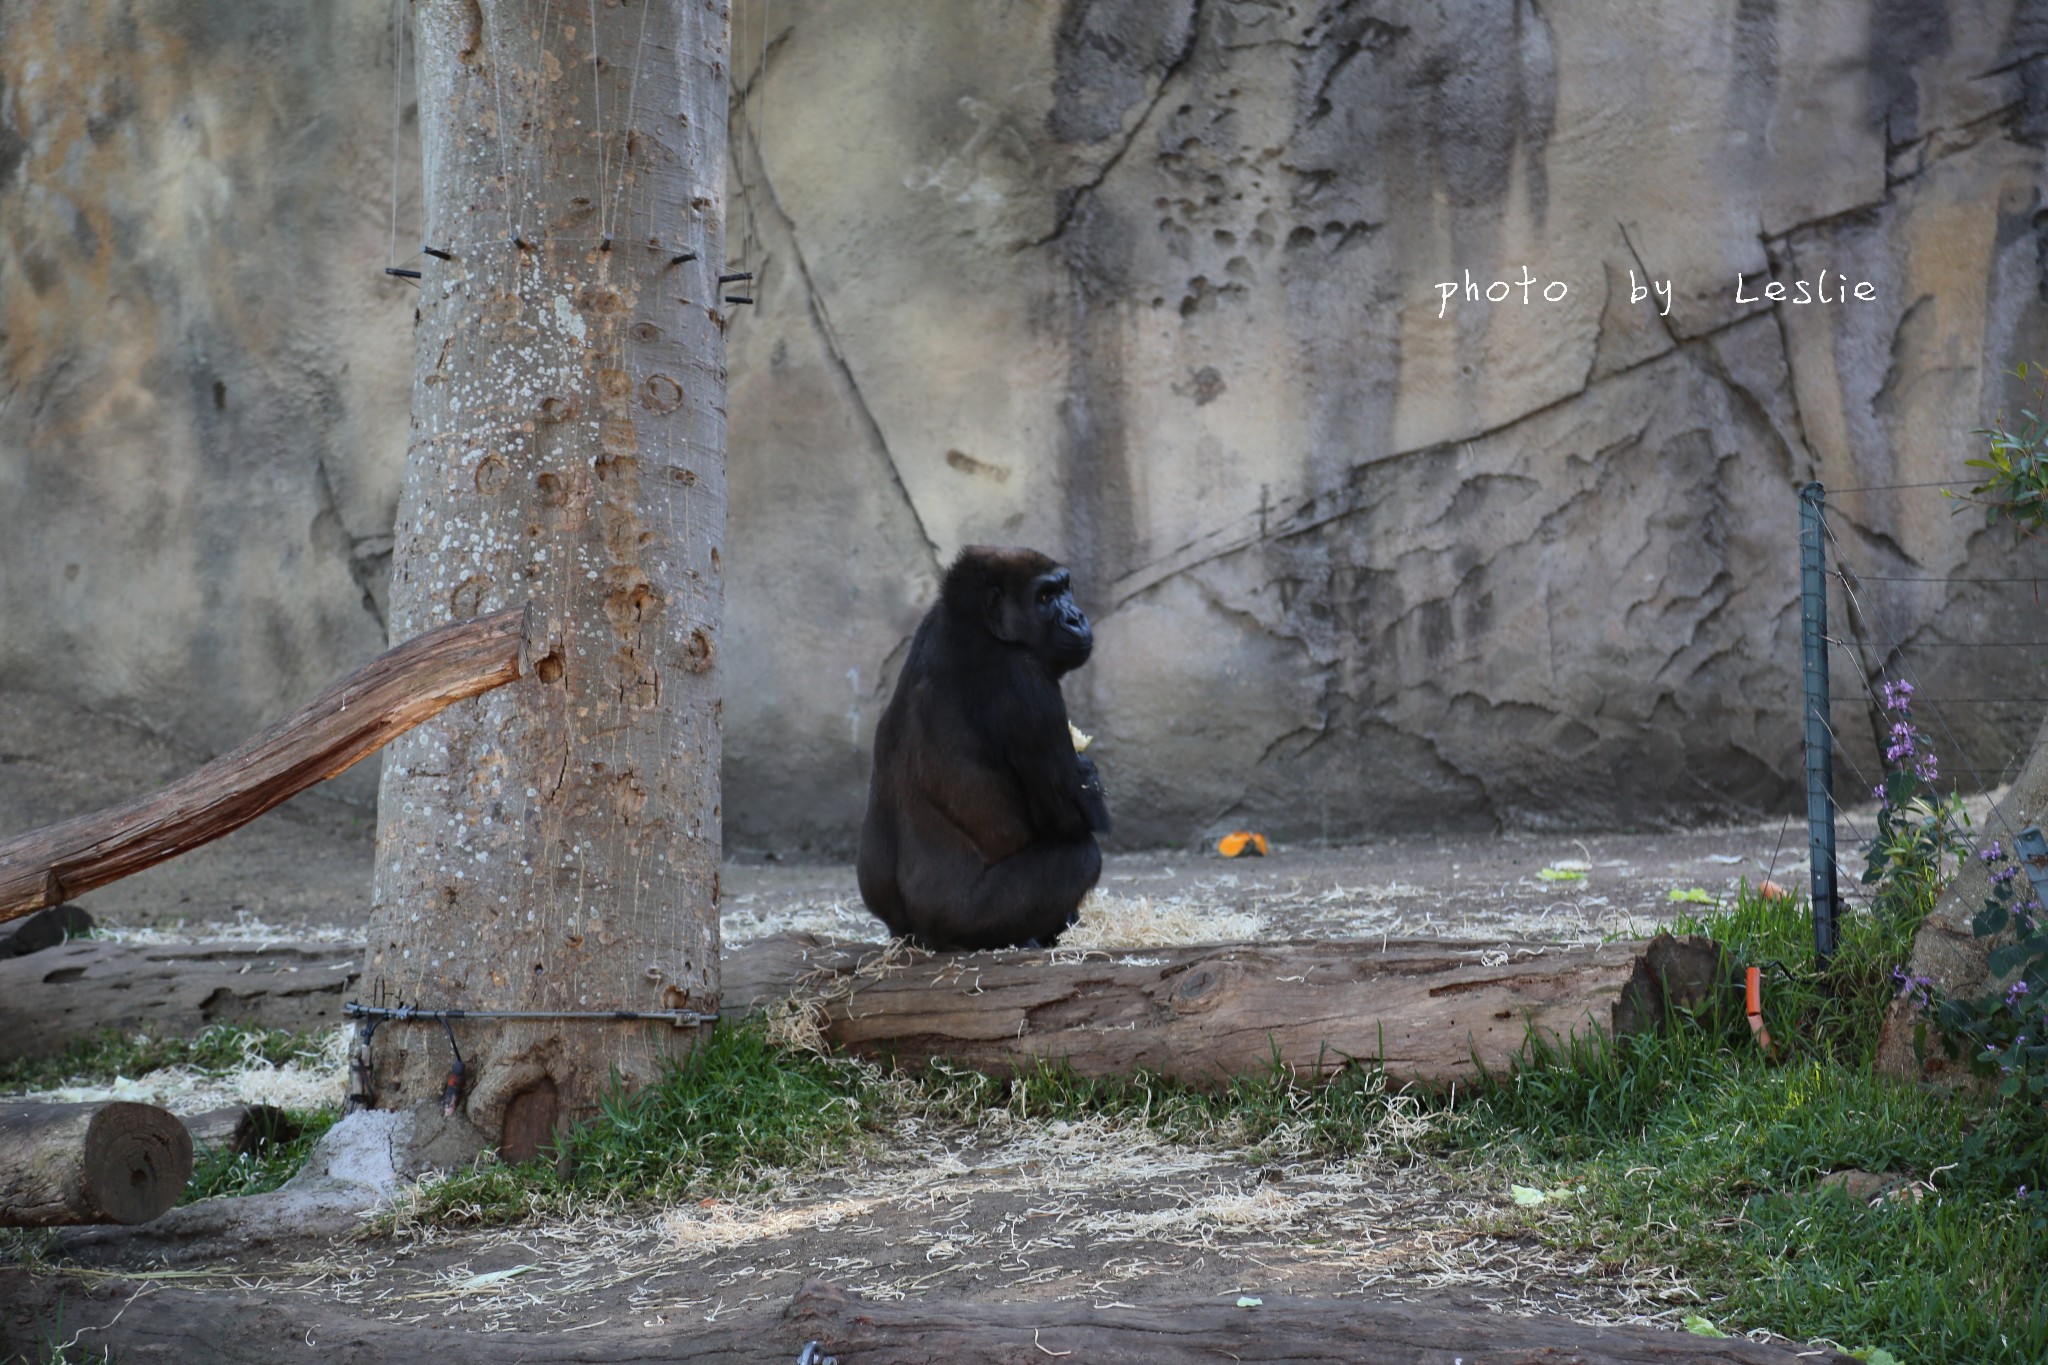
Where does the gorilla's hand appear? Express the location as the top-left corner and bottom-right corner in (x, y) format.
(1075, 753), (1111, 835)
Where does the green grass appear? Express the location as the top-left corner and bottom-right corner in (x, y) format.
(398, 1017), (879, 1225)
(0, 1024), (331, 1095)
(1459, 883), (2048, 1363)
(396, 1023), (1432, 1229)
(183, 1107), (340, 1204)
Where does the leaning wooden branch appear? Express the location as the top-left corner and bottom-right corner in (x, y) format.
(726, 931), (1724, 1088)
(0, 605), (529, 923)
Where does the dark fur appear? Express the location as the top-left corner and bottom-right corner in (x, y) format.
(857, 547), (1110, 950)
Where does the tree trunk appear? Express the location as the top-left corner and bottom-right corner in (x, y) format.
(365, 0), (731, 1146)
(0, 940), (359, 1066)
(728, 932), (1724, 1088)
(0, 1102), (193, 1227)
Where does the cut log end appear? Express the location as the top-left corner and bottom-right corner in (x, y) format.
(0, 1101), (195, 1227)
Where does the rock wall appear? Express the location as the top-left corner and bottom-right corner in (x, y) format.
(0, 2), (411, 803)
(4, 1), (2047, 848)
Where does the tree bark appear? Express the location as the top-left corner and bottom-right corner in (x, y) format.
(0, 1102), (193, 1226)
(0, 1274), (1852, 1364)
(727, 932), (1723, 1087)
(0, 608), (526, 923)
(365, 0), (731, 1146)
(0, 940), (359, 1066)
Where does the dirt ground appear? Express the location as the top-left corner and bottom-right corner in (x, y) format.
(1, 687), (1822, 1348)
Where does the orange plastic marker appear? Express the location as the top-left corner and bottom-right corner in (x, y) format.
(1745, 965), (1773, 1056)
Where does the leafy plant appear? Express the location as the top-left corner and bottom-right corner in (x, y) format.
(1957, 360), (2048, 537)
(1862, 680), (1968, 928)
(1844, 679), (2048, 1188)
(1921, 837), (2048, 1186)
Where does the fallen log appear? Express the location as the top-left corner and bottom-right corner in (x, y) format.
(786, 1279), (1855, 1364)
(0, 604), (529, 923)
(0, 940), (360, 1065)
(0, 931), (1722, 1085)
(0, 1273), (1853, 1363)
(727, 930), (1725, 1088)
(0, 1101), (193, 1226)
(0, 1269), (762, 1362)
(0, 903), (93, 958)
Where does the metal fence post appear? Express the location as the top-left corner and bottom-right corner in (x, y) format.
(1800, 482), (1837, 964)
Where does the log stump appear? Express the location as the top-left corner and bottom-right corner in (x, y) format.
(0, 1101), (193, 1226)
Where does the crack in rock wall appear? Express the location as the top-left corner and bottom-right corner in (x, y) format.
(3, 0), (2046, 848)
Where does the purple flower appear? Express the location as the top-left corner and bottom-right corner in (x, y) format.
(1892, 969), (1936, 1008)
(1882, 679), (1916, 711)
(1994, 866), (2021, 886)
(2009, 981), (2034, 1007)
(1982, 842), (2007, 864)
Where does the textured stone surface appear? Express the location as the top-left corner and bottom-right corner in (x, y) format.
(0, 1), (412, 806)
(4, 1), (2048, 851)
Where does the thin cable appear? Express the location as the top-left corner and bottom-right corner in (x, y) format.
(388, 0), (403, 267)
(1830, 695), (2048, 705)
(1761, 808), (1793, 889)
(524, 0), (557, 240)
(590, 0), (607, 238)
(1814, 712), (1883, 838)
(346, 1002), (719, 1026)
(1823, 635), (2048, 650)
(1825, 481), (1960, 494)
(603, 0), (657, 241)
(752, 0), (769, 274)
(1823, 515), (2026, 848)
(482, 0), (520, 237)
(1844, 574), (2048, 584)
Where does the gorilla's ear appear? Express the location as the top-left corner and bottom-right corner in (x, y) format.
(985, 585), (1021, 643)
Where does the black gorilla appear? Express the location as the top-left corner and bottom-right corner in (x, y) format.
(857, 547), (1110, 950)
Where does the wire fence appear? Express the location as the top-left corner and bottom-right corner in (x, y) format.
(1801, 479), (2048, 959)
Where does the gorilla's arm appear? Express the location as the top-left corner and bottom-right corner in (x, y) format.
(996, 691), (1102, 842)
(1075, 753), (1112, 834)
